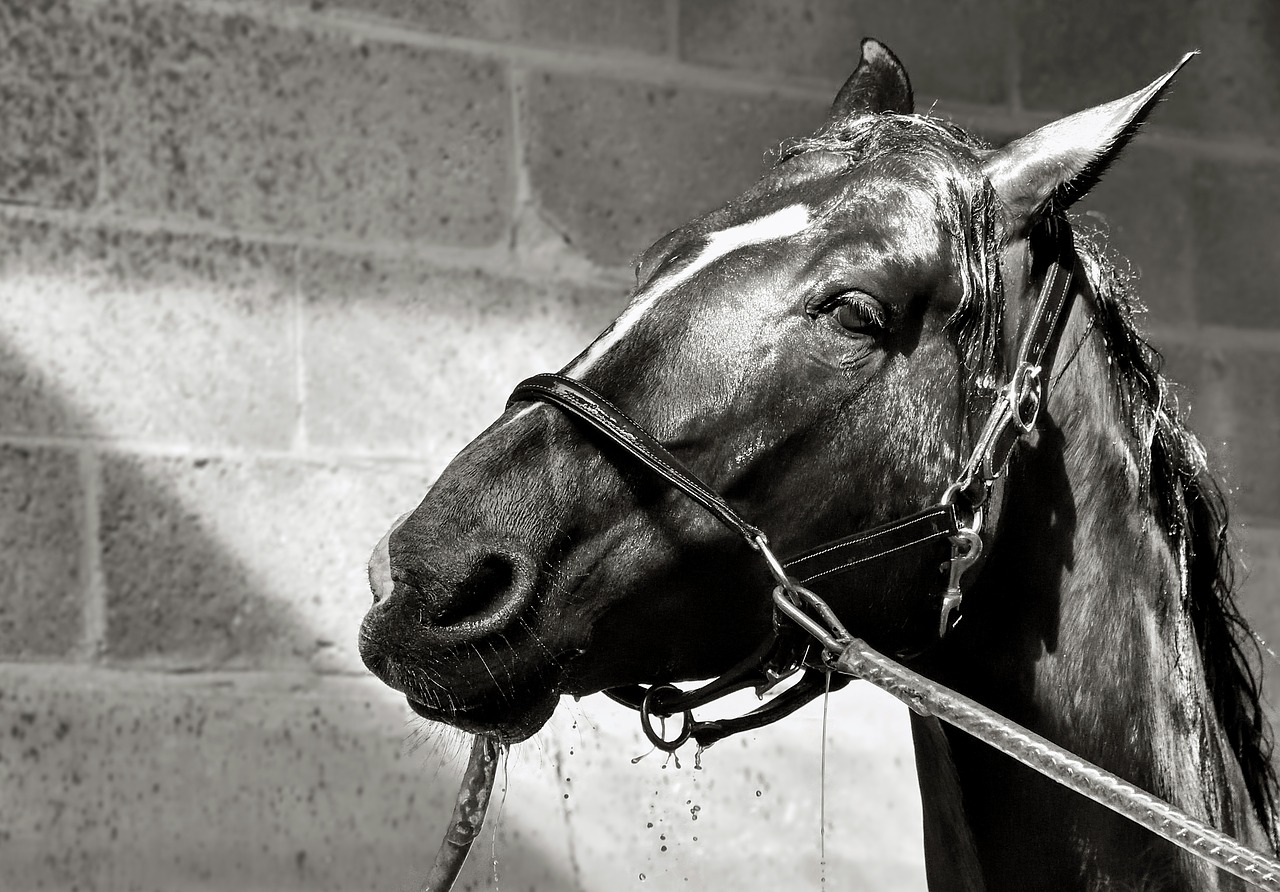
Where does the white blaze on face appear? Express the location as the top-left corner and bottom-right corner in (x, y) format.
(567, 203), (813, 377)
(368, 510), (413, 604)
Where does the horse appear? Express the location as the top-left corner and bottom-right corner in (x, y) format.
(358, 38), (1279, 890)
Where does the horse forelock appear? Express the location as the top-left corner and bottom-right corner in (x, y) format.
(777, 112), (1007, 412)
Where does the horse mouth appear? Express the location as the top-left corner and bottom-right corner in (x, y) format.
(361, 642), (562, 744)
(405, 687), (558, 744)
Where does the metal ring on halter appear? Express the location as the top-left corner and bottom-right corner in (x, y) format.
(1008, 362), (1043, 434)
(639, 684), (693, 751)
(940, 480), (986, 537)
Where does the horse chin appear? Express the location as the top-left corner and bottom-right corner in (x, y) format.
(406, 687), (559, 745)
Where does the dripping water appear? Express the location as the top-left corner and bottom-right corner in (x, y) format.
(1252, 628), (1280, 668)
(490, 747), (511, 892)
(819, 670), (831, 889)
(631, 747), (654, 764)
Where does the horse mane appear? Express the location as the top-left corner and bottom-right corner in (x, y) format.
(1073, 229), (1280, 850)
(777, 112), (1280, 850)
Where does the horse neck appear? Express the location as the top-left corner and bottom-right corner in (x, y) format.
(912, 291), (1267, 892)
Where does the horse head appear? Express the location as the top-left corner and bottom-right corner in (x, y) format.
(358, 40), (1190, 746)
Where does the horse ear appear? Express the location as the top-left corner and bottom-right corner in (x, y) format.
(983, 52), (1196, 229)
(830, 38), (914, 119)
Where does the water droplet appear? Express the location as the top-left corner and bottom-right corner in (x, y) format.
(646, 822), (653, 829)
(755, 790), (762, 797)
(660, 834), (666, 841)
(660, 845), (667, 853)
(692, 837), (697, 842)
(639, 873), (646, 881)
(562, 793), (569, 800)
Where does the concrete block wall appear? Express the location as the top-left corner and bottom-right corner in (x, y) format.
(0, 1), (1276, 889)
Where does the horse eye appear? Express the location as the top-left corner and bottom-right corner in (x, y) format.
(828, 294), (886, 333)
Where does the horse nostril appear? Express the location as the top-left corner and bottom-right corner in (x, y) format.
(430, 552), (519, 628)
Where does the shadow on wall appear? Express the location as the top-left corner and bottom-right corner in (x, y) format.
(0, 218), (582, 891)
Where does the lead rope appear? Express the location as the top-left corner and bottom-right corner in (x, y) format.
(769, 580), (1280, 890)
(819, 669), (831, 890)
(420, 735), (501, 892)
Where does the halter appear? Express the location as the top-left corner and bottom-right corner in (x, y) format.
(507, 224), (1078, 751)
(504, 228), (1280, 887)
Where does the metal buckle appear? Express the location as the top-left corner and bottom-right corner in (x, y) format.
(1008, 362), (1043, 434)
(940, 480), (986, 537)
(756, 662), (802, 697)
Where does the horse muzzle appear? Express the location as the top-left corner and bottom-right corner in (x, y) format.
(359, 512), (562, 741)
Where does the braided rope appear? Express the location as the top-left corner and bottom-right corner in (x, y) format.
(833, 638), (1280, 890)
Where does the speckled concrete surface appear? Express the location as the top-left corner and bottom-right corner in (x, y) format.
(0, 665), (924, 891)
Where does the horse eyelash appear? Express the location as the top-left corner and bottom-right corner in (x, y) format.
(810, 291), (888, 328)
(841, 295), (887, 327)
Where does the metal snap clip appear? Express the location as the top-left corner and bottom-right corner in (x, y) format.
(939, 529), (983, 638)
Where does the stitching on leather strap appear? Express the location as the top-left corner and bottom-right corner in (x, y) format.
(783, 509), (950, 567)
(797, 530), (952, 584)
